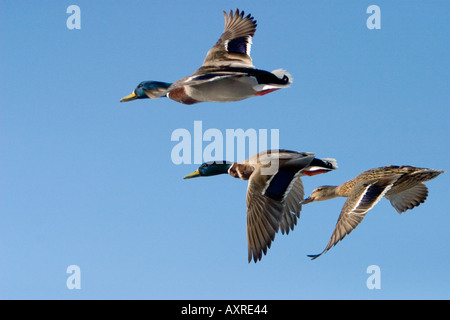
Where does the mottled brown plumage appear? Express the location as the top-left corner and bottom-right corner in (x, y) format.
(302, 165), (444, 259)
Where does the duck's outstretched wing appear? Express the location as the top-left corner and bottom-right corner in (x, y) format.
(264, 152), (337, 235)
(308, 176), (400, 260)
(257, 151), (337, 235)
(387, 183), (429, 214)
(260, 152), (315, 235)
(386, 168), (444, 214)
(202, 9), (257, 68)
(246, 167), (282, 263)
(279, 174), (304, 235)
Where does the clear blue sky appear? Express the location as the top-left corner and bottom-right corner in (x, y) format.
(1, 0), (449, 300)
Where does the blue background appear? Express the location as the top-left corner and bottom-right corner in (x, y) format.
(1, 1), (449, 299)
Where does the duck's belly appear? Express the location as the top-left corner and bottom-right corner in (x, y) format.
(185, 77), (257, 102)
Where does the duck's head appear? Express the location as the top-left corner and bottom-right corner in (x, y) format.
(184, 161), (233, 179)
(120, 81), (172, 102)
(302, 186), (337, 204)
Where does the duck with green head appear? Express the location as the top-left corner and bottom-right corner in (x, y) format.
(184, 150), (338, 263)
(120, 9), (292, 105)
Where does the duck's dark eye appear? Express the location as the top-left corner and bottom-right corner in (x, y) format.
(138, 84), (143, 88)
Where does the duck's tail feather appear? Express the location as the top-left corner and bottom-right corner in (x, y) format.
(302, 158), (338, 176)
(270, 68), (293, 84)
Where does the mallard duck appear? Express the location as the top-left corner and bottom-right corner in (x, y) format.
(302, 165), (444, 259)
(120, 9), (292, 104)
(183, 150), (338, 263)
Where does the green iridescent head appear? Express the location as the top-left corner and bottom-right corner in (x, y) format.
(120, 81), (172, 102)
(184, 161), (233, 179)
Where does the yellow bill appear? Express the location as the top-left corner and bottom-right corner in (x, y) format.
(183, 169), (201, 179)
(120, 91), (137, 102)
